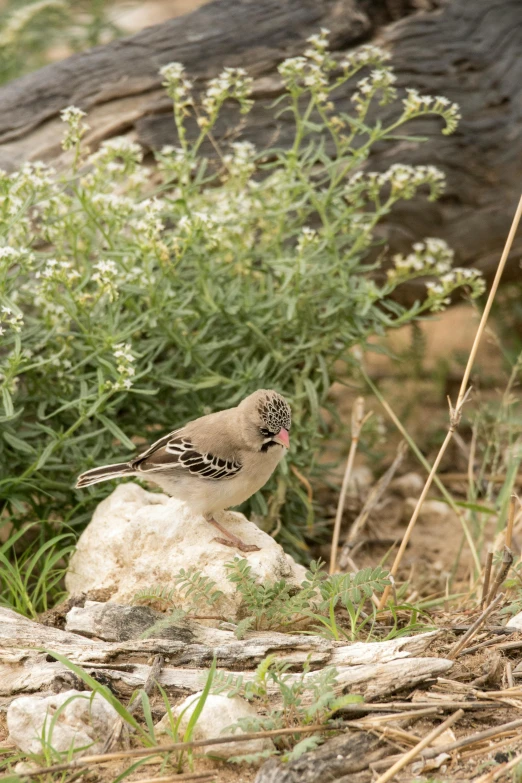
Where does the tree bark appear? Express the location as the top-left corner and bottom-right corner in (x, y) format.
(0, 0), (520, 278)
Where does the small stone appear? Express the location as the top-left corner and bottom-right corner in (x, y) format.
(402, 498), (453, 526)
(156, 692), (273, 759)
(390, 472), (425, 499)
(346, 465), (374, 497)
(7, 690), (119, 756)
(65, 484), (306, 621)
(507, 611), (522, 631)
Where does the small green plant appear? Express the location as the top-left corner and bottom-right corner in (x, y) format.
(0, 523), (75, 618)
(212, 654), (362, 762)
(134, 567), (223, 613)
(226, 557), (396, 640)
(132, 559), (429, 641)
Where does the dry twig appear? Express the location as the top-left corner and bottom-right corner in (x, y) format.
(373, 709), (464, 783)
(487, 550), (513, 605)
(330, 397), (372, 574)
(448, 593), (504, 659)
(481, 550), (493, 608)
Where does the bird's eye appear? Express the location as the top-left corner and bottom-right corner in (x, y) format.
(260, 427), (275, 438)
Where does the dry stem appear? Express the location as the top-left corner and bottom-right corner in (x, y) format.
(330, 396), (371, 574)
(378, 193), (522, 609)
(373, 709), (464, 783)
(448, 593), (504, 659)
(481, 550), (493, 608)
(487, 549), (513, 605)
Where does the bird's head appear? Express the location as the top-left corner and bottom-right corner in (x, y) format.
(238, 389), (292, 452)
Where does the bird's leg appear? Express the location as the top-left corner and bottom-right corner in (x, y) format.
(205, 516), (260, 553)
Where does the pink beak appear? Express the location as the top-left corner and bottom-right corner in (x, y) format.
(274, 428), (290, 448)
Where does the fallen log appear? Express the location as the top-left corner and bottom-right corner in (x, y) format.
(0, 606), (451, 702)
(0, 0), (521, 281)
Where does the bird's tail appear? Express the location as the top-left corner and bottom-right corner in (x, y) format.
(76, 462), (134, 488)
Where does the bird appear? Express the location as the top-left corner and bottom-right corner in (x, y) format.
(76, 389), (291, 552)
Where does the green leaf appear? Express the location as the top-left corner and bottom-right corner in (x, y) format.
(96, 413), (136, 451)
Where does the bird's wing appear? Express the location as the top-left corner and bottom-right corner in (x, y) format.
(133, 430), (242, 481)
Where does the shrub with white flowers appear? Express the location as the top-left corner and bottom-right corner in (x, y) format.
(0, 33), (483, 557)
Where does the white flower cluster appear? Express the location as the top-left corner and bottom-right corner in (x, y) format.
(296, 226), (319, 253)
(387, 237), (484, 309)
(0, 246), (22, 265)
(345, 164), (445, 203)
(402, 89), (461, 135)
(36, 258), (81, 287)
(201, 67), (253, 118)
(390, 238), (454, 279)
(278, 28), (334, 101)
(340, 44), (390, 73)
(426, 267), (485, 310)
(157, 145), (195, 185)
(0, 305), (23, 335)
(223, 141), (256, 180)
(112, 342), (135, 390)
(134, 198), (165, 240)
(351, 68), (397, 114)
(88, 137), (143, 181)
(60, 106), (89, 151)
(90, 193), (135, 221)
(160, 62), (193, 112)
(92, 259), (119, 301)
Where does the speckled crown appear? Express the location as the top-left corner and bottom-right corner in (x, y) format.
(257, 391), (291, 432)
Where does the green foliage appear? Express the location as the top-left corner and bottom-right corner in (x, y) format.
(212, 654), (363, 762)
(0, 523), (75, 618)
(0, 0), (121, 85)
(132, 567), (224, 636)
(131, 558), (429, 642)
(0, 33), (484, 565)
(226, 557), (395, 640)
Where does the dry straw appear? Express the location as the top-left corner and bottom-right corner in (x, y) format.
(378, 193), (522, 609)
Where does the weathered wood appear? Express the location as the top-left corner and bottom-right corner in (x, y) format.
(0, 652), (452, 702)
(0, 0), (520, 280)
(0, 607), (451, 702)
(0, 604), (437, 665)
(255, 732), (387, 783)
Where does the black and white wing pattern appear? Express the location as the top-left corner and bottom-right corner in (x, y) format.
(133, 430), (242, 481)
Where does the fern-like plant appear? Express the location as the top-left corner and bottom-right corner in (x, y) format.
(226, 557), (393, 639)
(212, 654), (362, 763)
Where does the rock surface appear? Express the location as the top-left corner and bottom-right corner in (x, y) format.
(507, 611), (522, 631)
(156, 692), (273, 759)
(65, 483), (306, 619)
(402, 498), (453, 527)
(390, 472), (425, 499)
(7, 690), (118, 755)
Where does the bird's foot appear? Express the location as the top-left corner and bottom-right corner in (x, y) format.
(212, 536), (261, 553)
(206, 516), (261, 553)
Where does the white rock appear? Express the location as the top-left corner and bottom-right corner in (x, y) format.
(402, 498), (453, 526)
(390, 472), (425, 499)
(65, 483), (306, 619)
(156, 692), (273, 759)
(346, 465), (374, 497)
(7, 690), (118, 756)
(507, 611), (522, 631)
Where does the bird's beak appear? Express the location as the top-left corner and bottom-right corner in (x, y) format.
(274, 428), (290, 448)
